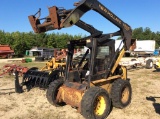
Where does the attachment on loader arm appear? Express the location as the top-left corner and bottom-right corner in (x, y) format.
(15, 67), (61, 92)
(28, 0), (132, 119)
(15, 51), (66, 93)
(28, 0), (132, 50)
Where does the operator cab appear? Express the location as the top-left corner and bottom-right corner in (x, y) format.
(65, 38), (115, 83)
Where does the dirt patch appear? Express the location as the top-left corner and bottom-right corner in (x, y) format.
(0, 62), (160, 119)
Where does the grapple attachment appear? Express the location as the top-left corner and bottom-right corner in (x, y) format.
(15, 67), (61, 93)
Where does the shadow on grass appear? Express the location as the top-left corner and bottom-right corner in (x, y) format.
(153, 69), (160, 72)
(0, 91), (15, 95)
(0, 88), (15, 90)
(0, 87), (16, 95)
(146, 96), (160, 114)
(127, 66), (145, 72)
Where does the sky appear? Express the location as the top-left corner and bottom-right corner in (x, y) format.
(0, 0), (160, 36)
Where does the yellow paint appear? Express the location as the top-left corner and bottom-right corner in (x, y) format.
(121, 66), (127, 80)
(111, 48), (125, 74)
(40, 57), (66, 71)
(156, 60), (160, 68)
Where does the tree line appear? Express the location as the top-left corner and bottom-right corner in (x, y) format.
(132, 27), (160, 48)
(0, 27), (160, 56)
(0, 31), (82, 56)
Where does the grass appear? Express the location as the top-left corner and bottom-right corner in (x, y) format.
(0, 61), (46, 79)
(20, 62), (46, 69)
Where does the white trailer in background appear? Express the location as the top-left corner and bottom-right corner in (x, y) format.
(115, 39), (155, 56)
(134, 40), (155, 56)
(116, 39), (157, 69)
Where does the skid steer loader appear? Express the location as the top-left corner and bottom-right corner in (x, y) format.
(23, 0), (133, 118)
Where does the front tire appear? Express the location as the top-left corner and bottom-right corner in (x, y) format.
(46, 80), (65, 106)
(81, 87), (111, 119)
(111, 79), (132, 108)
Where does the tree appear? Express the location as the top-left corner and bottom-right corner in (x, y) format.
(132, 27), (160, 48)
(132, 27), (143, 39)
(0, 27), (159, 56)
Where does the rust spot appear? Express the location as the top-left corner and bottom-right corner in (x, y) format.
(48, 6), (60, 29)
(28, 15), (39, 33)
(57, 82), (86, 108)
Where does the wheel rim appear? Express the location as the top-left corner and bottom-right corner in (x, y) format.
(94, 95), (106, 116)
(121, 87), (130, 104)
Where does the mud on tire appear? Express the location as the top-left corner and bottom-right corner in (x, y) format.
(111, 79), (132, 108)
(81, 87), (111, 119)
(46, 80), (65, 106)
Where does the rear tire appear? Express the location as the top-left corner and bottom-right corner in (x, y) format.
(146, 59), (153, 69)
(46, 80), (65, 106)
(81, 87), (111, 119)
(111, 79), (132, 108)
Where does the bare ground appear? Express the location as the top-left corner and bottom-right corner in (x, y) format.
(0, 60), (160, 119)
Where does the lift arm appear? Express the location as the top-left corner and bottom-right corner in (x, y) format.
(61, 0), (132, 50)
(28, 0), (132, 50)
(28, 7), (102, 36)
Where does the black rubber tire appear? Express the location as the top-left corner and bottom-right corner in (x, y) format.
(131, 58), (136, 61)
(125, 52), (130, 57)
(146, 59), (153, 69)
(111, 79), (132, 109)
(46, 80), (65, 107)
(81, 87), (111, 119)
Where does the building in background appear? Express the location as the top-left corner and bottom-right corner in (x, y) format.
(26, 47), (59, 60)
(0, 45), (14, 58)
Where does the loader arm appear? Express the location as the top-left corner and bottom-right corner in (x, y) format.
(28, 9), (102, 36)
(61, 0), (132, 50)
(28, 0), (132, 79)
(75, 20), (102, 36)
(28, 0), (132, 50)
